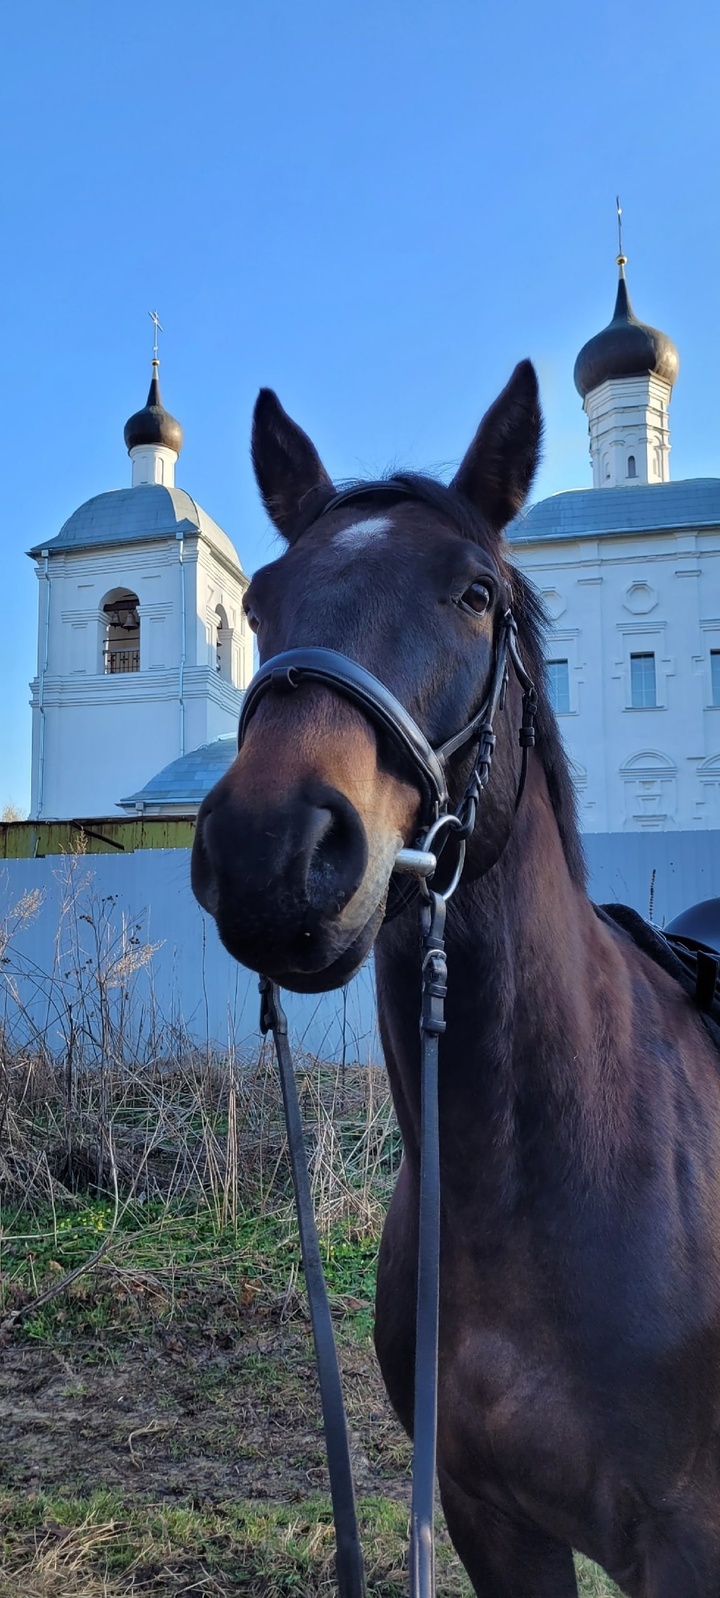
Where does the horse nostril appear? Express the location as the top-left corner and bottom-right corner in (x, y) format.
(303, 788), (368, 917)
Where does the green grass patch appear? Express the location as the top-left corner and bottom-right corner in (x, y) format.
(0, 1195), (379, 1343)
(0, 1488), (622, 1596)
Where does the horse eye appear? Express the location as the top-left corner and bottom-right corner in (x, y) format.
(460, 581), (492, 617)
(243, 605), (259, 634)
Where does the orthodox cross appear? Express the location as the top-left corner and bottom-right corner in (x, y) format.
(616, 197), (626, 263)
(148, 309), (163, 362)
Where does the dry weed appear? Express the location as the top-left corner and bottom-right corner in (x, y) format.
(0, 873), (398, 1231)
(0, 1518), (130, 1598)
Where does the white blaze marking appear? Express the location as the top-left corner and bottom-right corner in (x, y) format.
(333, 515), (392, 551)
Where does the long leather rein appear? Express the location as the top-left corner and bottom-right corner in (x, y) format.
(240, 494), (538, 1598)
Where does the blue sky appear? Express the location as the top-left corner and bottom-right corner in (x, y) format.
(1, 0), (719, 812)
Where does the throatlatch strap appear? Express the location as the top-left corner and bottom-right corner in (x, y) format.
(259, 978), (366, 1598)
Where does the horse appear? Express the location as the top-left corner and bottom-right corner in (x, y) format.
(191, 361), (720, 1597)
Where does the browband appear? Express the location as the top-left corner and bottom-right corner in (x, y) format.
(318, 480), (422, 517)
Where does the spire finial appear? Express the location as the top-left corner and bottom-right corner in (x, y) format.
(148, 308), (163, 367)
(616, 196), (627, 271)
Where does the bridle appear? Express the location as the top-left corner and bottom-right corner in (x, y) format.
(241, 482), (539, 1598)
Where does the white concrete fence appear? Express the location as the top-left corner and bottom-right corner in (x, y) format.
(2, 833), (719, 1065)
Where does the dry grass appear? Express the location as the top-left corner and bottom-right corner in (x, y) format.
(0, 1495), (622, 1597)
(0, 1518), (126, 1598)
(0, 1040), (399, 1220)
(0, 869), (399, 1243)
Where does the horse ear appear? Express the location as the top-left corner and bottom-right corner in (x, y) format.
(251, 389), (334, 539)
(450, 360), (542, 535)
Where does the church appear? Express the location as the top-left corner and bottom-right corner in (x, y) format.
(26, 250), (720, 834)
(27, 356), (253, 820)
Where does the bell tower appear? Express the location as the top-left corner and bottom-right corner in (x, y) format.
(28, 352), (252, 819)
(573, 211), (679, 489)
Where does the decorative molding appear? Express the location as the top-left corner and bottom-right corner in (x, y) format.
(623, 581), (657, 615)
(541, 588), (566, 621)
(615, 620), (665, 636)
(620, 749), (677, 775)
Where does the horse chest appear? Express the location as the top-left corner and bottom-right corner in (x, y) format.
(440, 1321), (593, 1492)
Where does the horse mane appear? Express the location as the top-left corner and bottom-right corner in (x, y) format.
(300, 470), (587, 890)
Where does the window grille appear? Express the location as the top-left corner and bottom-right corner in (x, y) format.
(104, 647), (140, 674)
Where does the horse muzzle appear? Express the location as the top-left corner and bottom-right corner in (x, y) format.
(191, 774), (393, 990)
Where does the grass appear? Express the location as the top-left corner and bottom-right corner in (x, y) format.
(0, 1491), (437, 1597)
(0, 1197), (379, 1345)
(0, 1490), (621, 1597)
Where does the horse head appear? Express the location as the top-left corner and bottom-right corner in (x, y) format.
(191, 361), (542, 991)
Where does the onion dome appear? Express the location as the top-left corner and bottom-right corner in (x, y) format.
(124, 361), (184, 456)
(574, 258), (679, 399)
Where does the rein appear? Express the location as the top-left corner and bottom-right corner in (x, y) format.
(241, 509), (538, 1598)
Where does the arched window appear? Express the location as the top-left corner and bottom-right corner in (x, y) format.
(627, 455), (637, 479)
(102, 589), (140, 674)
(215, 604), (231, 682)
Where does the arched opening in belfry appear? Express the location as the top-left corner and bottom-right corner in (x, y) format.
(627, 454), (637, 479)
(215, 604), (232, 682)
(102, 589), (140, 673)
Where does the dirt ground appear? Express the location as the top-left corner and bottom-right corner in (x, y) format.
(0, 1295), (620, 1597)
(0, 1296), (411, 1510)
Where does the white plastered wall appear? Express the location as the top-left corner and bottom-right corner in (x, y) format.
(513, 522), (720, 832)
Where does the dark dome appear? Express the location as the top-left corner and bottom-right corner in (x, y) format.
(124, 363), (184, 456)
(574, 262), (679, 399)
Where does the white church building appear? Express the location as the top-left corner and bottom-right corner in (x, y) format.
(508, 249), (720, 832)
(28, 359), (254, 819)
(25, 250), (720, 834)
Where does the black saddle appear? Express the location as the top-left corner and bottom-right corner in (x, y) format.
(597, 899), (720, 1053)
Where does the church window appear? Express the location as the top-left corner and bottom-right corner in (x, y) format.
(102, 590), (140, 673)
(711, 651), (720, 707)
(547, 659), (570, 714)
(630, 652), (656, 708)
(627, 455), (637, 479)
(215, 605), (231, 682)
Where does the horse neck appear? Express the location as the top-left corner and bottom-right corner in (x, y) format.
(375, 757), (613, 1199)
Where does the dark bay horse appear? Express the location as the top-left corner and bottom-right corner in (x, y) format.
(191, 362), (720, 1596)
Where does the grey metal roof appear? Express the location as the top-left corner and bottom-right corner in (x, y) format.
(28, 484), (243, 572)
(508, 478), (720, 543)
(120, 734), (239, 811)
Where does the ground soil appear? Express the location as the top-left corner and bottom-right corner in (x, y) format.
(0, 1294), (411, 1510)
(0, 1289), (617, 1596)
